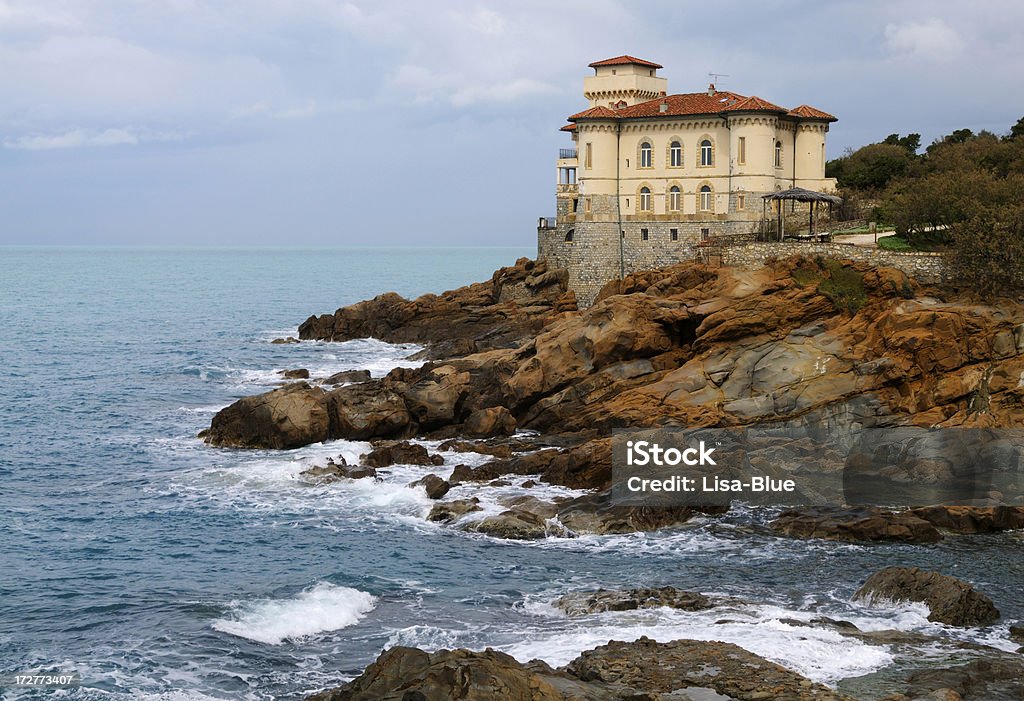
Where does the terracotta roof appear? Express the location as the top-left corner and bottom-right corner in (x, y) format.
(567, 91), (837, 123)
(721, 95), (787, 113)
(560, 123), (577, 132)
(588, 55), (663, 69)
(787, 104), (838, 121)
(567, 105), (618, 120)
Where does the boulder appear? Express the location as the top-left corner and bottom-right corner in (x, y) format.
(555, 587), (712, 616)
(409, 474), (450, 500)
(556, 491), (725, 536)
(304, 646), (610, 701)
(437, 439), (515, 458)
(323, 369), (372, 385)
(564, 637), (853, 701)
(772, 507), (943, 544)
(1010, 624), (1024, 645)
(899, 657), (1024, 701)
(909, 505), (1024, 534)
(854, 566), (1000, 627)
(200, 383), (329, 449)
(462, 406), (516, 438)
(361, 441), (444, 468)
(279, 368), (310, 380)
(271, 336), (299, 344)
(426, 498), (481, 523)
(470, 497), (565, 540)
(327, 382), (412, 440)
(401, 367), (471, 430)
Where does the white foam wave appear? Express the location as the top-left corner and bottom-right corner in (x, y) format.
(213, 582), (376, 645)
(502, 603), (893, 684)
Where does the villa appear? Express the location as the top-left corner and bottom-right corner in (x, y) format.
(538, 55), (839, 304)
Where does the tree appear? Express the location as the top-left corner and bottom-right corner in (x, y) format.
(1009, 116), (1024, 141)
(950, 203), (1024, 297)
(831, 143), (917, 190)
(883, 133), (922, 154)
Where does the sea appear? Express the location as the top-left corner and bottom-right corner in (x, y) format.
(1, 246), (1021, 700)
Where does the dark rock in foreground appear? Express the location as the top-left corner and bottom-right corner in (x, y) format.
(306, 637), (854, 701)
(426, 498), (481, 522)
(199, 382), (329, 449)
(322, 369), (372, 385)
(555, 587), (712, 616)
(409, 474), (450, 500)
(279, 368), (310, 379)
(772, 507), (943, 544)
(854, 566), (999, 627)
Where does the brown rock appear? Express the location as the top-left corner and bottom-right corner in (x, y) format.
(302, 462), (377, 482)
(909, 505), (1024, 534)
(271, 336), (299, 344)
(462, 406), (516, 438)
(409, 474), (450, 500)
(200, 382), (329, 449)
(854, 566), (1000, 627)
(279, 368), (310, 379)
(555, 587), (713, 616)
(326, 382), (411, 440)
(426, 498), (481, 523)
(361, 441), (444, 468)
(772, 507), (943, 544)
(322, 369), (372, 385)
(556, 491), (725, 536)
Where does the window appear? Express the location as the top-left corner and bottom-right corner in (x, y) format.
(699, 185), (713, 212)
(626, 158), (630, 168)
(641, 228), (649, 241)
(670, 140), (682, 167)
(775, 140), (782, 168)
(585, 143), (592, 168)
(700, 139), (713, 166)
(670, 228), (679, 241)
(639, 141), (652, 168)
(738, 136), (746, 165)
(701, 228), (710, 241)
(585, 197), (592, 213)
(821, 143), (825, 170)
(669, 186), (681, 212)
(736, 194), (745, 211)
(639, 187), (651, 211)
(565, 229), (574, 242)
(572, 198), (579, 213)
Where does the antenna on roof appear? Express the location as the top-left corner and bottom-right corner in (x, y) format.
(708, 72), (730, 84)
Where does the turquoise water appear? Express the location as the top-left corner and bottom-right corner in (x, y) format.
(1, 247), (1021, 700)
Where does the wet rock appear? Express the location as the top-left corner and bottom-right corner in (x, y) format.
(426, 498), (481, 523)
(555, 587), (713, 616)
(772, 506), (942, 544)
(556, 490), (725, 536)
(200, 382), (329, 449)
(1010, 625), (1024, 645)
(437, 439), (515, 458)
(271, 336), (299, 344)
(401, 367), (471, 430)
(279, 368), (310, 380)
(470, 497), (565, 540)
(322, 369), (372, 385)
(854, 566), (999, 627)
(302, 461), (377, 482)
(409, 474), (450, 500)
(909, 505), (1024, 534)
(361, 441), (444, 468)
(462, 406), (516, 438)
(564, 637), (854, 701)
(304, 646), (608, 701)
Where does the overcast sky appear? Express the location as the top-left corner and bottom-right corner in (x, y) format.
(0, 0), (1021, 246)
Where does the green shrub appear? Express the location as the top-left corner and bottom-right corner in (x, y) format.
(819, 261), (867, 313)
(878, 235), (912, 251)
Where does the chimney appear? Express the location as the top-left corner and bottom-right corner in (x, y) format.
(659, 101), (669, 113)
(707, 83), (716, 96)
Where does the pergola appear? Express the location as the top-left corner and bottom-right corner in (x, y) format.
(762, 187), (843, 242)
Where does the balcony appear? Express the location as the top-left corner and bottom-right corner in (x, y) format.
(557, 183), (579, 194)
(559, 148), (578, 159)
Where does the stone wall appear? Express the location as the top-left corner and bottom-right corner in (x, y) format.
(720, 242), (950, 283)
(537, 231), (952, 307)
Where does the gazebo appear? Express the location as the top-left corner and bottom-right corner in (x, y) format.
(762, 187), (843, 242)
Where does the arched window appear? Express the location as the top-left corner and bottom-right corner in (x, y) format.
(699, 185), (713, 212)
(670, 140), (682, 167)
(640, 187), (652, 211)
(669, 185), (681, 212)
(565, 229), (574, 242)
(639, 141), (653, 168)
(775, 140), (782, 168)
(700, 139), (713, 166)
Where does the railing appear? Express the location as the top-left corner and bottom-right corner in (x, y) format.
(538, 217), (557, 229)
(557, 183), (579, 194)
(559, 148), (578, 159)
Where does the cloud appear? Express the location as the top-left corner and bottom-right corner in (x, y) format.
(885, 18), (965, 61)
(3, 127), (183, 150)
